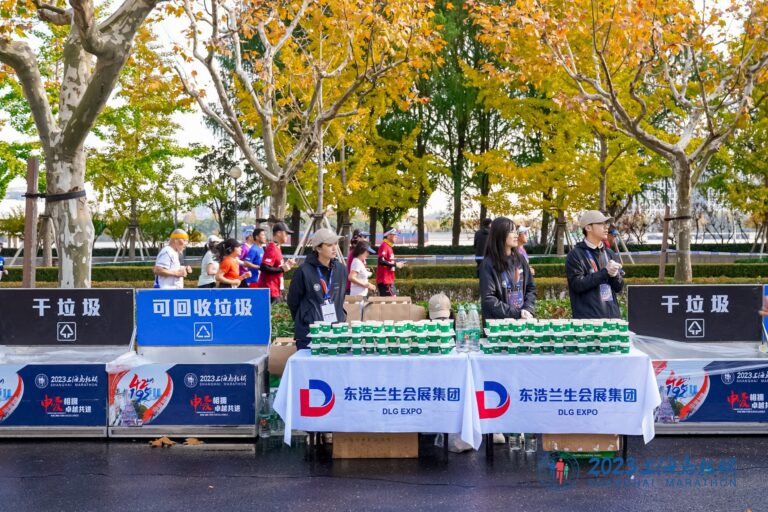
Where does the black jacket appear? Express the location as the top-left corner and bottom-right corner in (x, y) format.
(474, 227), (490, 267)
(287, 252), (348, 346)
(479, 256), (537, 320)
(565, 241), (623, 319)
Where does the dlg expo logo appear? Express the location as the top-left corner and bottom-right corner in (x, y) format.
(476, 381), (510, 419)
(300, 379), (335, 417)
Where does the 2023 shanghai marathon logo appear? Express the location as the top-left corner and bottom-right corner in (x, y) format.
(536, 454), (738, 490)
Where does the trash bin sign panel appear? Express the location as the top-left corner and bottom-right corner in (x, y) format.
(136, 289), (270, 346)
(0, 289), (134, 346)
(628, 285), (763, 342)
(108, 364), (255, 426)
(0, 364), (106, 427)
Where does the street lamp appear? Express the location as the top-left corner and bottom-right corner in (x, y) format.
(228, 165), (243, 238)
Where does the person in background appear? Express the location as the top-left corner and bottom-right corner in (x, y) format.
(517, 226), (534, 276)
(348, 241), (377, 297)
(153, 229), (192, 289)
(0, 242), (7, 282)
(238, 229), (258, 288)
(376, 227), (406, 296)
(479, 217), (536, 320)
(257, 222), (296, 303)
(428, 293), (453, 321)
(197, 235), (222, 288)
(287, 229), (348, 350)
(474, 218), (492, 272)
(243, 228), (266, 288)
(565, 210), (624, 319)
(215, 238), (251, 288)
(347, 229), (370, 293)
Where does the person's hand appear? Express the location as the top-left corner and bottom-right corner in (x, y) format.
(521, 309), (533, 319)
(529, 266), (536, 276)
(759, 297), (768, 317)
(243, 271), (252, 279)
(396, 261), (405, 269)
(368, 283), (376, 291)
(178, 267), (189, 277)
(185, 265), (193, 274)
(607, 260), (621, 277)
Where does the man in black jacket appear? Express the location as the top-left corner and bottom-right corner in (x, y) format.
(474, 218), (492, 272)
(565, 211), (624, 319)
(287, 228), (348, 350)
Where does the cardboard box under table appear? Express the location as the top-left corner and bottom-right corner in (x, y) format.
(0, 288), (136, 438)
(272, 350), (481, 458)
(107, 288), (270, 438)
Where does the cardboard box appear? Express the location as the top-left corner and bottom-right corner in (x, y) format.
(542, 434), (621, 453)
(343, 296), (426, 323)
(332, 432), (419, 459)
(268, 338), (297, 377)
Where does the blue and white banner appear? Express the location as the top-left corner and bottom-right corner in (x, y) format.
(470, 349), (661, 443)
(136, 289), (270, 346)
(273, 351), (481, 448)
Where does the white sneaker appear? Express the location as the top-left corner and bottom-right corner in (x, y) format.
(493, 433), (506, 444)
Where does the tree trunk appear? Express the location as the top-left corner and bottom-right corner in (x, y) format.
(369, 207), (378, 246)
(128, 196), (137, 259)
(268, 179), (289, 224)
(48, 152), (94, 288)
(540, 209), (551, 246)
(337, 209), (351, 255)
(478, 172), (490, 222)
(451, 157), (463, 247)
(555, 209), (566, 256)
(417, 186), (426, 249)
(598, 133), (608, 212)
(673, 159), (693, 283)
(290, 206), (301, 248)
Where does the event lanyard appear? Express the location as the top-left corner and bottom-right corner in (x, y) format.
(316, 266), (334, 301)
(583, 249), (605, 273)
(502, 267), (521, 291)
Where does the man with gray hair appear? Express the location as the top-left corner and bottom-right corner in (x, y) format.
(153, 228), (193, 289)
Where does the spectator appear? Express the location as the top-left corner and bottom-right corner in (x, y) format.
(474, 218), (492, 270)
(565, 210), (624, 319)
(347, 229), (370, 292)
(348, 241), (377, 297)
(287, 228), (348, 350)
(215, 238), (251, 288)
(479, 217), (536, 320)
(197, 235), (222, 288)
(428, 293), (453, 321)
(0, 242), (7, 282)
(238, 229), (258, 287)
(517, 226), (534, 276)
(153, 229), (192, 289)
(256, 222), (296, 303)
(376, 227), (406, 297)
(243, 228), (266, 288)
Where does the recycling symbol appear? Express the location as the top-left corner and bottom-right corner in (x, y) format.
(685, 319), (705, 338)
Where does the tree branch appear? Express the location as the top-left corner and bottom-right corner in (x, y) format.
(69, 0), (112, 57)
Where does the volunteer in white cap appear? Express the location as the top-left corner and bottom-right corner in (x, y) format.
(198, 234), (223, 288)
(287, 228), (349, 350)
(565, 210), (624, 319)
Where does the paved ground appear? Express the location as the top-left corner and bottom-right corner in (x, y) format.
(0, 434), (764, 512)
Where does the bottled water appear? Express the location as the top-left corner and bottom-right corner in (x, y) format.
(268, 390), (284, 436)
(258, 392), (271, 439)
(524, 433), (537, 453)
(509, 433), (522, 451)
(467, 304), (481, 352)
(455, 305), (468, 352)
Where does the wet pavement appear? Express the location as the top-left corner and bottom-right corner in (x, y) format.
(0, 434), (764, 512)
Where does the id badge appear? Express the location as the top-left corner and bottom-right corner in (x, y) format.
(321, 301), (338, 323)
(600, 283), (613, 302)
(507, 290), (524, 309)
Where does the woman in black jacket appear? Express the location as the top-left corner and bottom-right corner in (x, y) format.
(287, 229), (348, 350)
(479, 217), (536, 320)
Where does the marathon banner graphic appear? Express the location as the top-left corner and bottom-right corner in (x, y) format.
(470, 353), (661, 442)
(136, 289), (271, 346)
(108, 364), (255, 427)
(272, 351), (480, 448)
(654, 360), (768, 423)
(0, 364), (106, 427)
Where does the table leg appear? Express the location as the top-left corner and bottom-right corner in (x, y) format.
(443, 433), (449, 457)
(485, 433), (493, 460)
(622, 434), (628, 461)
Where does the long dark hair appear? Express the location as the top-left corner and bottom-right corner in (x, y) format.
(352, 241), (371, 259)
(484, 216), (520, 274)
(215, 238), (241, 262)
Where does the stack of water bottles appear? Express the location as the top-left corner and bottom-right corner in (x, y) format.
(258, 390), (285, 439)
(454, 303), (482, 352)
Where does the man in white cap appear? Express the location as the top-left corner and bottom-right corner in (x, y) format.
(198, 234), (222, 288)
(565, 211), (624, 319)
(287, 228), (348, 350)
(153, 228), (193, 289)
(376, 227), (406, 296)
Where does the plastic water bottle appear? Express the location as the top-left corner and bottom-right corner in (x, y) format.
(468, 304), (481, 352)
(455, 305), (468, 352)
(258, 392), (271, 439)
(524, 433), (537, 453)
(509, 433), (522, 451)
(268, 390), (284, 436)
